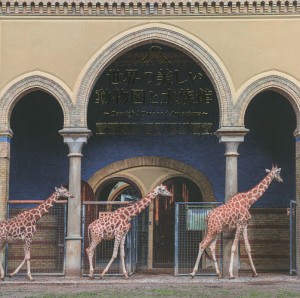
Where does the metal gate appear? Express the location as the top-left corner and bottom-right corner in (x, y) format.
(289, 200), (297, 275)
(6, 200), (67, 276)
(82, 201), (148, 276)
(174, 202), (222, 276)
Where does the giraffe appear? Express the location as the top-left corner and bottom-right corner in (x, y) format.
(0, 186), (74, 281)
(86, 184), (172, 279)
(190, 165), (283, 279)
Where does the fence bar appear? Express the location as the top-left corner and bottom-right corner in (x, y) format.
(63, 202), (67, 275)
(83, 201), (131, 205)
(8, 200), (67, 204)
(290, 200), (297, 275)
(4, 203), (10, 275)
(174, 203), (179, 276)
(81, 204), (86, 275)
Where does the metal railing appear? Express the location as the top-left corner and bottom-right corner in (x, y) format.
(289, 200), (297, 275)
(174, 202), (222, 276)
(6, 200), (67, 276)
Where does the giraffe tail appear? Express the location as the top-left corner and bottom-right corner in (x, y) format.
(87, 225), (91, 246)
(204, 249), (214, 262)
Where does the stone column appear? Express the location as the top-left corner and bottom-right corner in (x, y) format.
(216, 127), (248, 278)
(0, 130), (13, 221)
(294, 130), (300, 276)
(59, 127), (91, 277)
(0, 130), (13, 265)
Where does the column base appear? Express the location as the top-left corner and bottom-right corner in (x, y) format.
(65, 238), (82, 277)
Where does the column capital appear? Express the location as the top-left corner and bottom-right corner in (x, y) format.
(0, 129), (13, 159)
(215, 127), (249, 156)
(0, 129), (13, 140)
(293, 129), (300, 142)
(59, 127), (92, 154)
(215, 126), (249, 143)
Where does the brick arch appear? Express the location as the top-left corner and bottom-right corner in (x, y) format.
(233, 74), (300, 131)
(87, 156), (216, 202)
(0, 73), (74, 131)
(75, 24), (233, 127)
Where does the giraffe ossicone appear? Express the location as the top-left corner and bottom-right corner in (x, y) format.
(86, 184), (172, 279)
(190, 165), (283, 279)
(0, 186), (74, 281)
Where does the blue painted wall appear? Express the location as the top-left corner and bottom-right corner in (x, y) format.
(82, 134), (226, 200)
(9, 93), (296, 208)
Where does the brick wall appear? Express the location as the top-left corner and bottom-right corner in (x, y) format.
(240, 208), (290, 272)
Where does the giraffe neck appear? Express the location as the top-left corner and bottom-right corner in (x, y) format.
(246, 172), (273, 207)
(32, 193), (58, 221)
(126, 191), (157, 218)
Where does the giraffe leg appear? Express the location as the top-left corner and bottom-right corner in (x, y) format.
(228, 225), (243, 279)
(26, 258), (33, 282)
(0, 243), (5, 281)
(9, 258), (26, 279)
(86, 239), (101, 279)
(243, 227), (258, 277)
(119, 233), (128, 279)
(209, 236), (222, 278)
(9, 240), (34, 281)
(25, 240), (33, 282)
(190, 233), (216, 278)
(8, 242), (27, 278)
(100, 235), (122, 279)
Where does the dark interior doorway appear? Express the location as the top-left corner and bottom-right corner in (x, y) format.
(240, 90), (296, 272)
(153, 177), (202, 268)
(9, 91), (67, 200)
(96, 179), (141, 202)
(241, 90), (296, 207)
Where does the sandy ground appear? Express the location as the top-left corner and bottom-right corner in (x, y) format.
(0, 273), (300, 297)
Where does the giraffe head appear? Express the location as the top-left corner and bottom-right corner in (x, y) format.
(154, 184), (173, 197)
(265, 165), (283, 183)
(55, 186), (74, 199)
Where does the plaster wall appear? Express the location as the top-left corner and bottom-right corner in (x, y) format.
(0, 17), (299, 100)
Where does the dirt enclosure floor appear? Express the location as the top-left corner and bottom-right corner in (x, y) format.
(1, 273), (300, 298)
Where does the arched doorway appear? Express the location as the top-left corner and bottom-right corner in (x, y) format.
(240, 90), (296, 272)
(96, 178), (141, 202)
(10, 90), (67, 199)
(87, 157), (216, 271)
(242, 90), (296, 207)
(8, 90), (68, 274)
(153, 177), (202, 268)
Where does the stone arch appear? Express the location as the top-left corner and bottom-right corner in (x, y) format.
(0, 72), (74, 131)
(88, 156), (216, 202)
(233, 73), (300, 131)
(75, 24), (233, 127)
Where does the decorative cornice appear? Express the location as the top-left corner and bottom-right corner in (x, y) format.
(0, 1), (299, 16)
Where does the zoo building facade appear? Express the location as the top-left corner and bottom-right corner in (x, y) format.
(0, 0), (300, 277)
